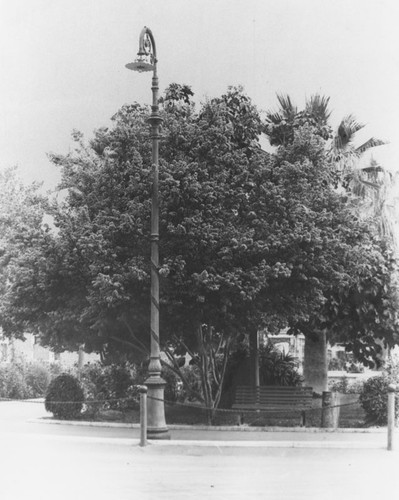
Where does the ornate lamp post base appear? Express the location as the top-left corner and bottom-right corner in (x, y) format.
(146, 375), (170, 440)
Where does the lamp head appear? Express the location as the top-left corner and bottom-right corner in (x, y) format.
(126, 27), (157, 73)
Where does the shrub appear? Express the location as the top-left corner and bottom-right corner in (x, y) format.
(45, 373), (84, 419)
(359, 375), (399, 425)
(25, 363), (52, 397)
(104, 364), (137, 403)
(80, 362), (138, 412)
(0, 363), (29, 399)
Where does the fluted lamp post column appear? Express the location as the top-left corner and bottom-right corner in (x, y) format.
(126, 27), (169, 439)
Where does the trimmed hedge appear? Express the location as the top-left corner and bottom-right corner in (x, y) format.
(45, 373), (84, 419)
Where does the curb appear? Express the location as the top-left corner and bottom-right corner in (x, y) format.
(6, 433), (392, 450)
(29, 417), (391, 433)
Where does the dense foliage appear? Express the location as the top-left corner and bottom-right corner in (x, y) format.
(1, 85), (398, 407)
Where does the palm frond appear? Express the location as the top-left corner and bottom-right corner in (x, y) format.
(357, 178), (380, 190)
(334, 115), (365, 150)
(276, 94), (297, 119)
(305, 94), (331, 123)
(341, 115), (365, 134)
(266, 111), (284, 124)
(355, 138), (387, 155)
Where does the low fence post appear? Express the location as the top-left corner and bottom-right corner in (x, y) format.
(333, 392), (340, 427)
(387, 384), (396, 451)
(321, 391), (339, 428)
(138, 385), (148, 447)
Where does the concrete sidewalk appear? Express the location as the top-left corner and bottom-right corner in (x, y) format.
(3, 402), (398, 499)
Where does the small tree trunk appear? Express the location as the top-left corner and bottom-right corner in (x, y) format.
(303, 331), (328, 395)
(249, 328), (260, 388)
(196, 323), (214, 423)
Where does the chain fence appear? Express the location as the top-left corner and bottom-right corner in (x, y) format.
(1, 387), (396, 425)
(0, 389), (386, 424)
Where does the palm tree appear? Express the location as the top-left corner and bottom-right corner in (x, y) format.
(266, 94), (335, 393)
(265, 93), (331, 147)
(264, 95), (395, 393)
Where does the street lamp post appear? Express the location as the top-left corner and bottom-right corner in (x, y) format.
(126, 27), (169, 439)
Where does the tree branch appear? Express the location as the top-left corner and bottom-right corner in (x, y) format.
(109, 335), (149, 358)
(214, 336), (233, 407)
(121, 317), (149, 354)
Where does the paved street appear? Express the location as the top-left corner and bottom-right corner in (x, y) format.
(0, 400), (398, 500)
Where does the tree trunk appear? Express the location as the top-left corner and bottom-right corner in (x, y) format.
(78, 344), (85, 374)
(375, 338), (389, 368)
(303, 331), (328, 395)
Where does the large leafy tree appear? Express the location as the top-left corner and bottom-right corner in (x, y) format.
(0, 88), (268, 408)
(2, 85), (397, 405)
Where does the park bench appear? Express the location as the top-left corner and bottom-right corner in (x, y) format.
(232, 385), (314, 426)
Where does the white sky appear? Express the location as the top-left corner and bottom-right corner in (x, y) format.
(1, 0), (399, 189)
